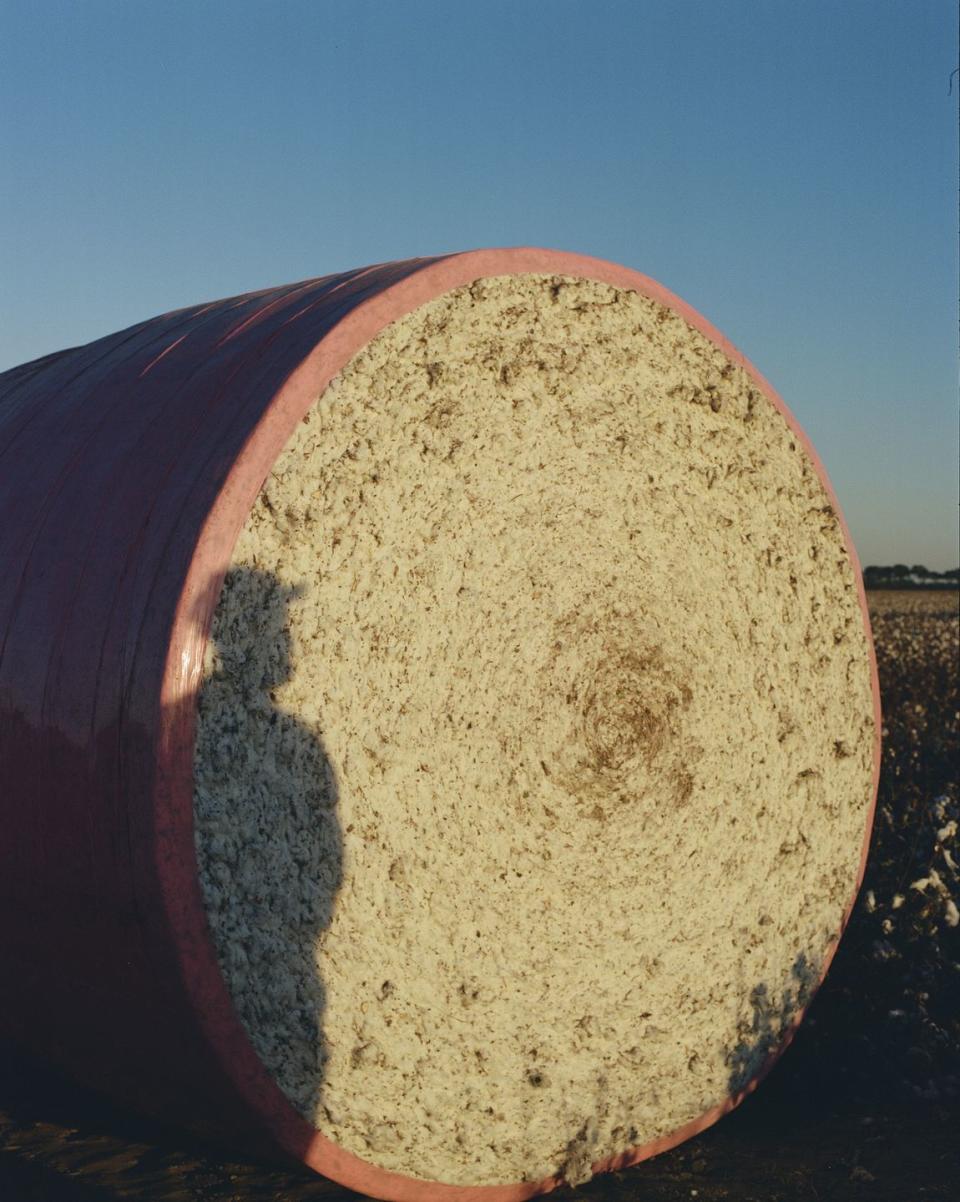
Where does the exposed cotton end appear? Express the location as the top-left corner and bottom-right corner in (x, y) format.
(193, 274), (876, 1187)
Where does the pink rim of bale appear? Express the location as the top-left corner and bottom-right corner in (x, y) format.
(0, 248), (884, 1202)
(163, 249), (882, 1200)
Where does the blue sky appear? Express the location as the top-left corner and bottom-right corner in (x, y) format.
(1, 0), (956, 568)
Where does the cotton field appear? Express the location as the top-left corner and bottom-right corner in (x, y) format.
(779, 588), (959, 1104)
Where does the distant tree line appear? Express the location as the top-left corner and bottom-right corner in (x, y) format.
(863, 564), (960, 589)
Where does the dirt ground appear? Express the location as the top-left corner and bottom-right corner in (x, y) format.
(2, 589), (957, 1201)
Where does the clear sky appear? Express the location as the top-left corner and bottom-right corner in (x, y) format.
(1, 0), (957, 568)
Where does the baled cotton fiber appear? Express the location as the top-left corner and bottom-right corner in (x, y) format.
(193, 272), (877, 1190)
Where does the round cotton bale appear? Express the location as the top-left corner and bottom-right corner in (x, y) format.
(0, 249), (880, 1202)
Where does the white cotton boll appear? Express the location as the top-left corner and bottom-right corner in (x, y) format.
(912, 870), (947, 898)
